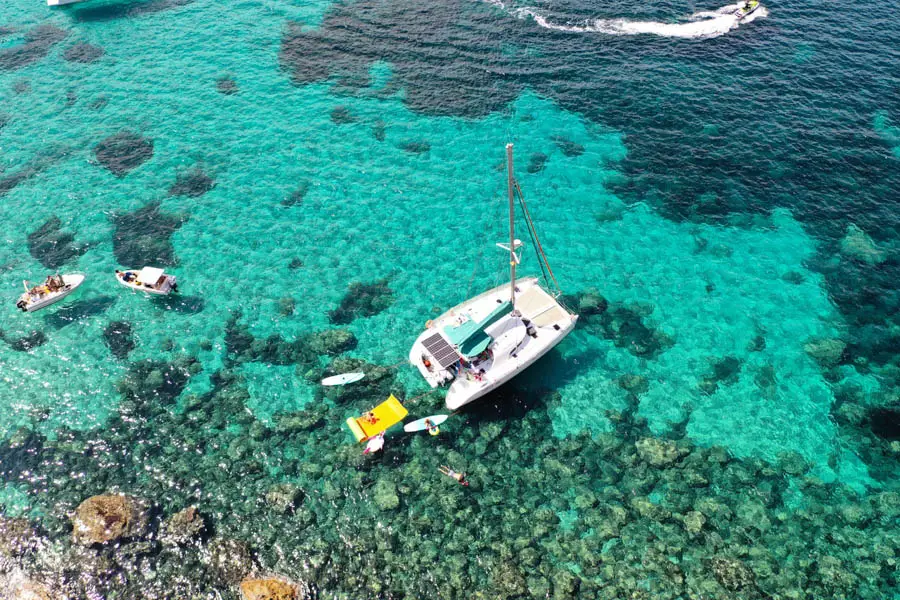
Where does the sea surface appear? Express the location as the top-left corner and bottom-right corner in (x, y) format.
(0, 0), (898, 596)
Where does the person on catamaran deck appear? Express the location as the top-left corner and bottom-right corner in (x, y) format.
(439, 465), (468, 486)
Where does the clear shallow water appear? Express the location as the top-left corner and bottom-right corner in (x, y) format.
(0, 0), (899, 596)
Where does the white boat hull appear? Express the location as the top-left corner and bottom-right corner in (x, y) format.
(410, 277), (577, 411)
(47, 0), (87, 6)
(17, 274), (84, 312)
(115, 269), (177, 295)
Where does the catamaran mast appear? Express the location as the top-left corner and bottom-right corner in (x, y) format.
(507, 143), (516, 308)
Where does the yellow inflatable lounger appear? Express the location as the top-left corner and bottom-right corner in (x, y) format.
(346, 394), (409, 442)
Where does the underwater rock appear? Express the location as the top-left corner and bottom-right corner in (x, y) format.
(372, 120), (386, 141)
(264, 484), (304, 514)
(330, 106), (356, 124)
(288, 258), (304, 269)
(89, 96), (108, 110)
(13, 79), (31, 94)
(278, 297), (295, 316)
(27, 216), (89, 269)
(527, 152), (548, 173)
(117, 357), (198, 408)
(617, 374), (649, 395)
(711, 557), (755, 591)
(112, 201), (185, 266)
(868, 406), (900, 441)
(636, 437), (683, 467)
(11, 580), (53, 600)
(95, 130), (154, 177)
(72, 494), (149, 545)
(551, 135), (585, 157)
(699, 355), (742, 395)
(216, 76), (238, 95)
(282, 182), (309, 207)
(208, 538), (254, 584)
(0, 516), (39, 557)
(162, 506), (205, 545)
(239, 577), (298, 600)
(65, 89), (77, 107)
(804, 337), (846, 367)
(398, 140), (430, 154)
(169, 167), (215, 197)
(1, 329), (47, 352)
(776, 450), (809, 476)
(307, 329), (357, 355)
(63, 43), (104, 63)
(682, 510), (705, 535)
(372, 480), (400, 511)
(327, 278), (394, 324)
(0, 113), (9, 129)
(0, 24), (67, 71)
(840, 223), (886, 265)
(577, 290), (608, 315)
(275, 409), (324, 433)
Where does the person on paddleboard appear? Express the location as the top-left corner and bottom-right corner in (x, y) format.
(425, 418), (440, 436)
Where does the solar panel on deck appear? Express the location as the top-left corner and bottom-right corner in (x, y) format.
(422, 333), (460, 369)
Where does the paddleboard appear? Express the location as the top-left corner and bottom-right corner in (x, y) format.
(321, 372), (365, 386)
(404, 414), (449, 433)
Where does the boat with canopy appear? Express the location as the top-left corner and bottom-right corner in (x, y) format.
(115, 267), (178, 295)
(409, 144), (578, 410)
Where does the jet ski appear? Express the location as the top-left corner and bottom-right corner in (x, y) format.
(734, 0), (760, 18)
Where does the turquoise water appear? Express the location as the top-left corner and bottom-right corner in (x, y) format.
(1, 0), (899, 596)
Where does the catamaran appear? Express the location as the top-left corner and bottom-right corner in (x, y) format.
(409, 144), (578, 410)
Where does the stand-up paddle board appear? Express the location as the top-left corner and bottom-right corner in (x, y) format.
(321, 372), (365, 386)
(404, 414), (449, 433)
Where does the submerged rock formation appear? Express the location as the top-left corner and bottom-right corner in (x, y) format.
(239, 577), (298, 600)
(72, 494), (148, 545)
(27, 216), (89, 270)
(111, 201), (185, 267)
(327, 278), (394, 324)
(94, 130), (154, 177)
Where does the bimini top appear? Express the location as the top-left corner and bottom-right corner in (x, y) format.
(138, 267), (165, 284)
(444, 300), (512, 358)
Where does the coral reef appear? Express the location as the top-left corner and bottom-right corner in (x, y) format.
(27, 216), (89, 270)
(397, 140), (430, 154)
(327, 278), (394, 324)
(63, 43), (104, 63)
(102, 321), (135, 360)
(281, 183), (309, 207)
(0, 25), (67, 71)
(168, 167), (215, 197)
(94, 130), (154, 177)
(217, 76), (239, 95)
(330, 106), (356, 124)
(111, 201), (186, 267)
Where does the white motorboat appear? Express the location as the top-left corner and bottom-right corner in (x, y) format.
(409, 144), (578, 411)
(115, 267), (178, 295)
(16, 274), (85, 312)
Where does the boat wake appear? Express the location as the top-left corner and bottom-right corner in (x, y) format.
(490, 1), (767, 38)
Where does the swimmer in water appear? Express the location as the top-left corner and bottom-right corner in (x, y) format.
(439, 465), (468, 486)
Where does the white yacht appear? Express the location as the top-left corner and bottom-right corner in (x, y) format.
(409, 144), (578, 410)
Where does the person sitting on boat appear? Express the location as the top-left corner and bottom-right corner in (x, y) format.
(439, 465), (468, 486)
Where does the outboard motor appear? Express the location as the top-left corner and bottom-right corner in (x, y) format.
(16, 300), (27, 312)
(524, 318), (537, 338)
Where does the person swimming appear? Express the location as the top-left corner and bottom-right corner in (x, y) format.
(439, 465), (468, 486)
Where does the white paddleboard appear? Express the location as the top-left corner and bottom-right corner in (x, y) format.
(404, 414), (449, 433)
(321, 372), (365, 386)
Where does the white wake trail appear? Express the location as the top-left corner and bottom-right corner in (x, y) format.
(492, 1), (767, 39)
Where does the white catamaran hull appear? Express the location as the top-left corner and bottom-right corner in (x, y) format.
(410, 277), (577, 410)
(18, 274), (84, 312)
